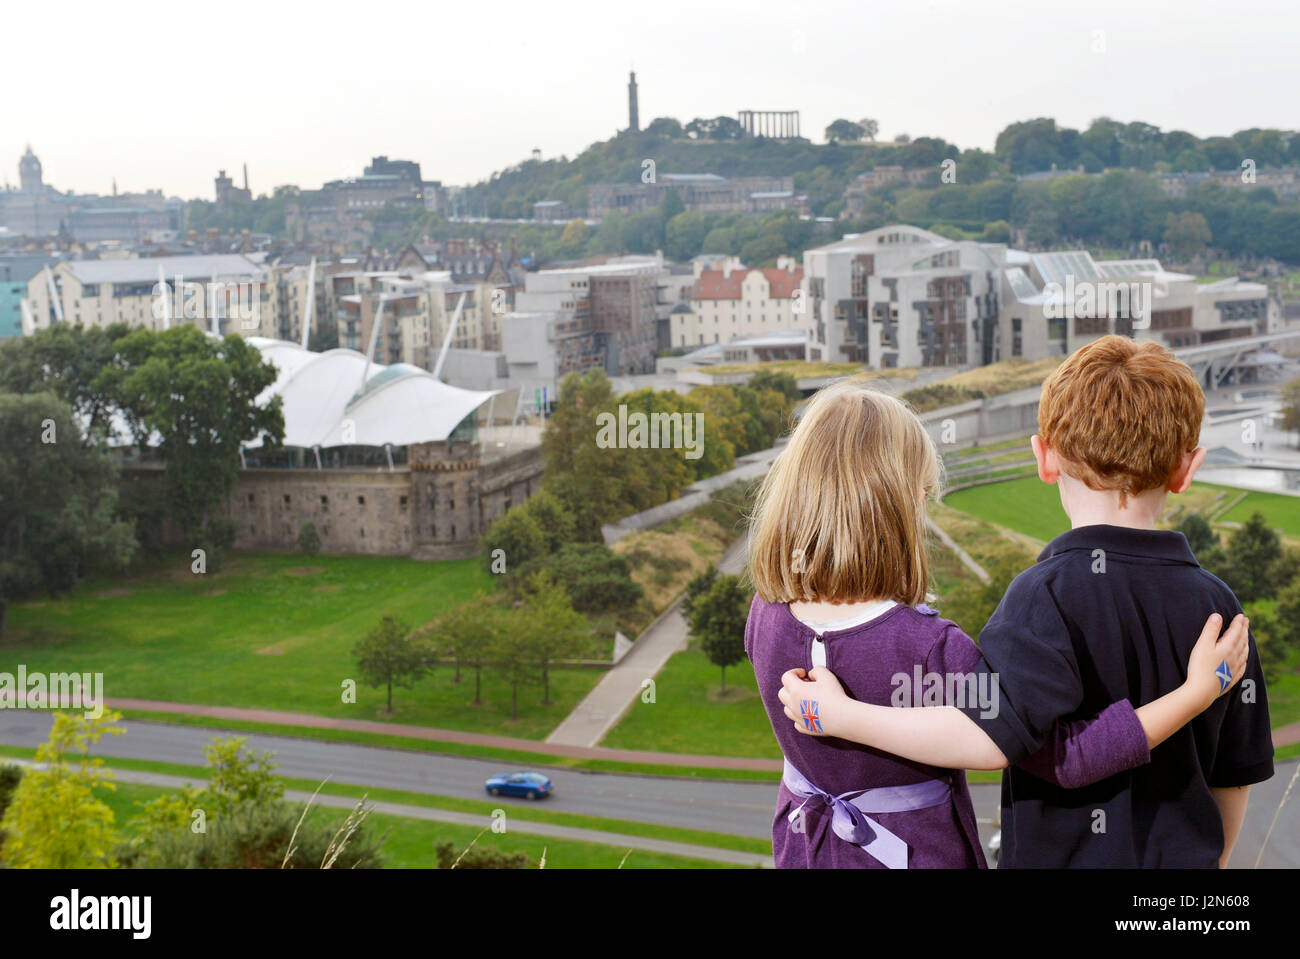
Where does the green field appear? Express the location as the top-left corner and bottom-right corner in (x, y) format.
(94, 782), (739, 869)
(1218, 489), (1300, 537)
(2, 551), (602, 740)
(941, 476), (1069, 542)
(600, 642), (780, 759)
(943, 475), (1300, 542)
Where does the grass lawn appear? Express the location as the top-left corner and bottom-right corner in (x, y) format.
(944, 476), (1300, 543)
(92, 782), (739, 869)
(1218, 490), (1300, 538)
(600, 642), (781, 759)
(941, 476), (1069, 542)
(3, 551), (602, 740)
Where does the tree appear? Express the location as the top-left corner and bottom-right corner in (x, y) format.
(858, 118), (880, 141)
(0, 710), (124, 868)
(665, 211), (709, 261)
(643, 117), (684, 139)
(0, 323), (131, 443)
(99, 325), (283, 537)
(825, 119), (866, 143)
(481, 505), (547, 572)
(940, 555), (1023, 642)
(415, 595), (497, 697)
(297, 520), (321, 556)
(661, 189), (686, 221)
(1220, 512), (1283, 603)
(0, 392), (136, 639)
(1164, 211), (1212, 261)
(745, 370), (801, 405)
(1243, 603), (1286, 678)
(689, 574), (750, 693)
(682, 565), (718, 618)
(1267, 577), (1300, 671)
(1175, 513), (1218, 555)
(1279, 377), (1300, 441)
(489, 607), (541, 721)
(352, 615), (427, 713)
(517, 570), (589, 705)
(558, 219), (591, 256)
(511, 543), (641, 614)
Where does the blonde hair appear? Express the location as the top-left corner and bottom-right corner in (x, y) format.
(748, 382), (940, 605)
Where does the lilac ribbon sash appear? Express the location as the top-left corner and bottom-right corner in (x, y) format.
(782, 759), (952, 869)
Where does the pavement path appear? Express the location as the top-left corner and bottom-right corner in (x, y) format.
(545, 536), (750, 748)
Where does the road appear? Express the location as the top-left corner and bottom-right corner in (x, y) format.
(1, 711), (1293, 866)
(0, 711), (777, 840)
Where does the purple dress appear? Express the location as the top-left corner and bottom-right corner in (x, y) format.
(745, 596), (1149, 869)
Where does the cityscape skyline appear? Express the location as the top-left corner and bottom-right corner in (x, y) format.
(4, 0), (1299, 201)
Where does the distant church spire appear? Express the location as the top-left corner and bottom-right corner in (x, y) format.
(627, 71), (639, 133)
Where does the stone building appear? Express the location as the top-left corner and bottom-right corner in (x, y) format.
(223, 440), (543, 560)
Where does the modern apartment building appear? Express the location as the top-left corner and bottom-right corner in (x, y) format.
(500, 259), (665, 396)
(802, 225), (1280, 370)
(998, 251), (1278, 359)
(24, 253), (267, 333)
(803, 226), (1003, 368)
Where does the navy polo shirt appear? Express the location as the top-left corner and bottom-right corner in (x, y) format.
(959, 524), (1274, 868)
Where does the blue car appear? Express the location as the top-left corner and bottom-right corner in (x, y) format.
(485, 771), (553, 800)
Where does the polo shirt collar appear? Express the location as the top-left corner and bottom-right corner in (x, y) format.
(1038, 524), (1199, 566)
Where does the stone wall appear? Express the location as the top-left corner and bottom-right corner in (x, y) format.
(125, 442), (545, 561)
(228, 469), (415, 556)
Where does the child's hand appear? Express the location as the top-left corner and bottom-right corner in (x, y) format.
(1185, 612), (1249, 708)
(778, 666), (848, 737)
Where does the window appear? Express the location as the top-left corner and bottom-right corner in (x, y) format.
(320, 495), (328, 506)
(400, 495), (408, 507)
(357, 495), (365, 505)
(283, 494), (291, 505)
(247, 494), (255, 504)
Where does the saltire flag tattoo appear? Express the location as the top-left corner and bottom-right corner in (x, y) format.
(1215, 660), (1232, 694)
(800, 699), (822, 733)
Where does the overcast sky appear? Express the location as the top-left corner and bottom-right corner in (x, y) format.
(4, 0), (1296, 200)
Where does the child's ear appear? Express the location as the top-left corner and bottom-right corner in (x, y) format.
(1167, 446), (1207, 494)
(1031, 434), (1059, 484)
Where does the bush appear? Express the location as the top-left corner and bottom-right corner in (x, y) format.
(124, 799), (385, 869)
(434, 840), (531, 869)
(198, 515), (238, 574)
(900, 383), (985, 414)
(1218, 512), (1283, 603)
(509, 543), (643, 613)
(1175, 513), (1218, 556)
(297, 520), (321, 556)
(1243, 603), (1287, 678)
(0, 764), (21, 862)
(0, 764), (21, 819)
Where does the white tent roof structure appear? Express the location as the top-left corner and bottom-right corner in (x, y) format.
(244, 338), (498, 449)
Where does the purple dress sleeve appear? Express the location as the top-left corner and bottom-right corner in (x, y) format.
(1015, 700), (1151, 788)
